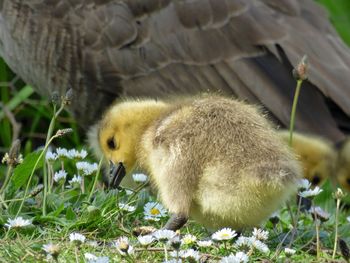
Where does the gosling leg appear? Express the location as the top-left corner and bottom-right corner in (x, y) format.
(163, 214), (188, 231)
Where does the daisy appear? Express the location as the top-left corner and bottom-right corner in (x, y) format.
(53, 170), (67, 183)
(69, 232), (86, 245)
(235, 236), (252, 248)
(85, 253), (97, 261)
(115, 236), (134, 256)
(118, 203), (136, 213)
(347, 216), (350, 223)
(153, 229), (177, 241)
(309, 206), (330, 222)
(85, 253), (109, 263)
(178, 249), (200, 261)
(4, 217), (32, 229)
(220, 252), (249, 263)
(56, 147), (69, 159)
(68, 175), (82, 188)
(251, 238), (269, 254)
(45, 151), (57, 162)
(252, 228), (269, 241)
(68, 149), (88, 159)
(298, 179), (311, 190)
(42, 243), (60, 259)
(299, 186), (323, 198)
(138, 235), (155, 246)
(76, 161), (98, 176)
(181, 234), (197, 245)
(284, 248), (296, 256)
(132, 173), (148, 183)
(212, 228), (237, 241)
(197, 240), (213, 247)
(144, 202), (167, 221)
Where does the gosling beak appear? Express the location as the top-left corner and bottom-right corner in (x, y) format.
(109, 161), (126, 189)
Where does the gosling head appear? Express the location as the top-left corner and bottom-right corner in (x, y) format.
(97, 99), (168, 176)
(305, 159), (333, 187)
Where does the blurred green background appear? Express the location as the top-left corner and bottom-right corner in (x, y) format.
(316, 0), (350, 45)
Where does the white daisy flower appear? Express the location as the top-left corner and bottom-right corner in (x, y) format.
(235, 236), (269, 253)
(347, 216), (350, 223)
(143, 202), (167, 221)
(298, 179), (311, 190)
(125, 189), (134, 195)
(212, 228), (237, 241)
(132, 173), (148, 183)
(53, 170), (67, 183)
(251, 238), (269, 254)
(56, 147), (69, 159)
(153, 229), (177, 241)
(42, 243), (60, 258)
(220, 252), (249, 263)
(118, 203), (136, 213)
(181, 234), (197, 245)
(85, 253), (109, 263)
(309, 206), (330, 221)
(138, 235), (155, 246)
(115, 236), (134, 256)
(163, 260), (182, 263)
(284, 248), (296, 256)
(197, 240), (213, 247)
(299, 186), (323, 198)
(87, 240), (99, 247)
(178, 249), (200, 261)
(45, 151), (57, 162)
(68, 149), (88, 159)
(235, 236), (252, 248)
(85, 253), (97, 261)
(76, 161), (98, 176)
(68, 175), (82, 188)
(4, 217), (32, 229)
(252, 228), (269, 241)
(69, 232), (86, 245)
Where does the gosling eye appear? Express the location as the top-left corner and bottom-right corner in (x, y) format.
(107, 137), (117, 150)
(311, 173), (321, 185)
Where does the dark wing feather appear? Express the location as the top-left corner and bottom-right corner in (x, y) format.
(0, 0), (349, 142)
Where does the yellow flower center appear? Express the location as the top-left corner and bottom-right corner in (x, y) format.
(150, 208), (160, 215)
(221, 233), (229, 237)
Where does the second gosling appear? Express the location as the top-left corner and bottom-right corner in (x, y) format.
(97, 96), (301, 230)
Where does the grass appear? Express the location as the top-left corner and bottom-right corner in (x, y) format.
(0, 63), (349, 263)
(1, 2), (350, 261)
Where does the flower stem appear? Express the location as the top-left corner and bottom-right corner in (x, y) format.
(289, 79), (303, 146)
(0, 166), (13, 199)
(16, 135), (58, 217)
(42, 103), (65, 215)
(332, 198), (341, 258)
(87, 157), (104, 202)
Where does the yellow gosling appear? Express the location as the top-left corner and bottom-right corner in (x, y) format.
(278, 131), (336, 187)
(94, 95), (301, 230)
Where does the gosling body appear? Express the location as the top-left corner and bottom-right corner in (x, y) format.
(335, 139), (350, 192)
(97, 96), (301, 230)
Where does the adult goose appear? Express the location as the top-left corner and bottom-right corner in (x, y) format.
(0, 0), (349, 143)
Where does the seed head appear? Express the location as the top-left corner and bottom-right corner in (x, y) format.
(55, 128), (73, 137)
(293, 55), (308, 81)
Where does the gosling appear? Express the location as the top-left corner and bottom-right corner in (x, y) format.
(335, 138), (350, 192)
(96, 95), (301, 230)
(278, 131), (336, 187)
